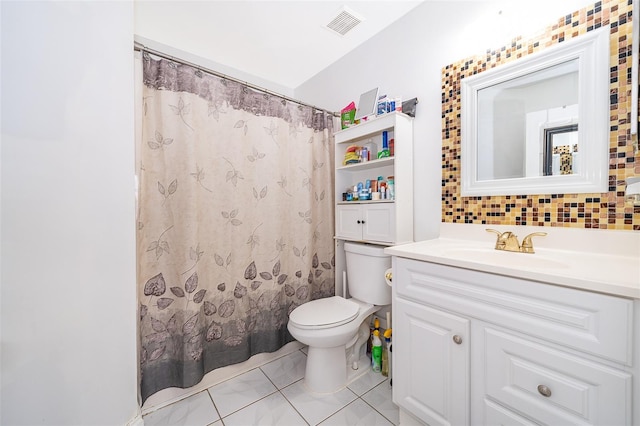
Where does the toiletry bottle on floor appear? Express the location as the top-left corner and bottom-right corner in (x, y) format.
(382, 328), (392, 377)
(371, 330), (382, 373)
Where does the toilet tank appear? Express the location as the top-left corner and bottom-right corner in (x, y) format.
(344, 242), (392, 305)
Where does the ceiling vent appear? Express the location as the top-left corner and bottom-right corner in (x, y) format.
(325, 6), (364, 36)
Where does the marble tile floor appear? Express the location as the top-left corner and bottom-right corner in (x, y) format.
(143, 348), (398, 426)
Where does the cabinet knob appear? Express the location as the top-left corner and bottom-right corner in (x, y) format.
(537, 385), (552, 397)
(452, 335), (462, 345)
(357, 220), (362, 224)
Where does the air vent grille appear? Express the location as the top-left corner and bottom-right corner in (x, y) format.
(326, 7), (363, 36)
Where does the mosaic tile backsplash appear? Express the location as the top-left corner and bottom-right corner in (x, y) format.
(442, 0), (640, 230)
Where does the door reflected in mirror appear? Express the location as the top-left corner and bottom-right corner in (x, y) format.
(477, 60), (578, 182)
(543, 124), (578, 176)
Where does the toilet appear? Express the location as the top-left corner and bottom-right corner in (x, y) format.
(287, 242), (391, 393)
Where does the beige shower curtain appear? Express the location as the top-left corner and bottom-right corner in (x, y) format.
(136, 52), (335, 401)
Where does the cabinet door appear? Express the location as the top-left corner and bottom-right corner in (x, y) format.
(394, 297), (470, 426)
(335, 204), (362, 240)
(362, 203), (395, 243)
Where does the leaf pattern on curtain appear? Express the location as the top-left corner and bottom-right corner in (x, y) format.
(137, 54), (335, 402)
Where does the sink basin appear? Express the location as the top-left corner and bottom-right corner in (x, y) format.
(384, 236), (640, 299)
(435, 246), (569, 270)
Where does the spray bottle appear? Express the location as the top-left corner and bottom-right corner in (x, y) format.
(371, 330), (382, 373)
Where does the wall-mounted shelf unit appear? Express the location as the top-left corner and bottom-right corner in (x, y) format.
(333, 111), (414, 296)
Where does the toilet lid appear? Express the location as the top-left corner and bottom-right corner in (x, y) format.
(290, 296), (359, 329)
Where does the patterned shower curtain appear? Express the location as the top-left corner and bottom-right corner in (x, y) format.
(136, 53), (335, 402)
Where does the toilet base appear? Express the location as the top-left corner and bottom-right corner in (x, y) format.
(304, 345), (348, 394)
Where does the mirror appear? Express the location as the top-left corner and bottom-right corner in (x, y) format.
(461, 27), (610, 196)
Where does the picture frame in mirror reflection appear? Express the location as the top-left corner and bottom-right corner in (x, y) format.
(460, 26), (610, 196)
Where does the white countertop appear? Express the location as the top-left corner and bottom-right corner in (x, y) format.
(385, 223), (640, 299)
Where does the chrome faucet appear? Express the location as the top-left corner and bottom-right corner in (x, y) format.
(486, 229), (547, 254)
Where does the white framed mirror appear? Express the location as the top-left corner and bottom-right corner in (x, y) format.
(461, 26), (610, 196)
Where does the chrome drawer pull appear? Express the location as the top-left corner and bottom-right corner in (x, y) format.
(537, 385), (552, 397)
(453, 335), (462, 344)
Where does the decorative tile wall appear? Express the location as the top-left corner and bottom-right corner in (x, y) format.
(441, 0), (640, 230)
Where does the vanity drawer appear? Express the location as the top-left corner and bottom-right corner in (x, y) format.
(482, 399), (537, 426)
(393, 258), (634, 365)
(483, 327), (632, 425)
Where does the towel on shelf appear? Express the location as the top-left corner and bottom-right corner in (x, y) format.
(343, 145), (361, 165)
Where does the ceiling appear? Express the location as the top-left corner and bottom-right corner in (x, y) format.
(134, 1), (425, 89)
(134, 0), (598, 90)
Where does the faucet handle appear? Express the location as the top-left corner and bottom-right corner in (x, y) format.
(521, 232), (547, 254)
(486, 229), (506, 249)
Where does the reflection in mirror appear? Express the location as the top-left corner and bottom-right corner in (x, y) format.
(477, 60), (578, 181)
(543, 124), (578, 176)
(461, 26), (610, 196)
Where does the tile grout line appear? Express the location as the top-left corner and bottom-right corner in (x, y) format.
(359, 380), (398, 426)
(220, 388), (282, 422)
(259, 365), (311, 425)
(142, 343), (306, 418)
(202, 350), (308, 425)
(212, 367), (281, 422)
(312, 387), (360, 425)
(277, 379), (312, 425)
(260, 348), (312, 424)
(204, 387), (224, 425)
(360, 395), (397, 426)
(145, 348), (398, 425)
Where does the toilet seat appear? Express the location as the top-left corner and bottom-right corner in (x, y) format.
(289, 296), (359, 330)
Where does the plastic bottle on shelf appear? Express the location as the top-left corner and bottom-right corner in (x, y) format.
(360, 146), (368, 163)
(371, 330), (382, 373)
(365, 138), (377, 161)
(378, 131), (390, 159)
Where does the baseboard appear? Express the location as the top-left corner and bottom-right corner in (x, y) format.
(126, 411), (144, 426)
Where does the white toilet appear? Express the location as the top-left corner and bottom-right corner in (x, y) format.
(287, 242), (391, 393)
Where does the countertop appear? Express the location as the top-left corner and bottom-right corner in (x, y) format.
(385, 224), (640, 299)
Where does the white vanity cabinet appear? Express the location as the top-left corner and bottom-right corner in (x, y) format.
(392, 256), (638, 426)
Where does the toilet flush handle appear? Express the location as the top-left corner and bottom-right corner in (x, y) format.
(384, 268), (392, 287)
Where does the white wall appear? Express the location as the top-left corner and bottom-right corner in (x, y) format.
(295, 0), (596, 241)
(1, 1), (139, 424)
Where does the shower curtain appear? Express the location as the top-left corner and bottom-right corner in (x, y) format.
(136, 52), (335, 401)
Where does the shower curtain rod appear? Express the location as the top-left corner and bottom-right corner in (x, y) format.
(134, 41), (340, 117)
